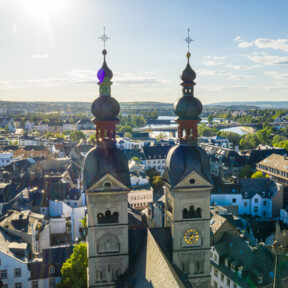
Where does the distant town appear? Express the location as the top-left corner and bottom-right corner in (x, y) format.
(0, 99), (288, 287)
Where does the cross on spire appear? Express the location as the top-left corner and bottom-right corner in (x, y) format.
(99, 27), (110, 49)
(183, 28), (194, 52)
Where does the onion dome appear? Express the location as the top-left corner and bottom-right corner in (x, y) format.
(174, 96), (202, 120)
(174, 52), (202, 120)
(162, 145), (212, 188)
(83, 146), (131, 191)
(91, 49), (120, 121)
(98, 49), (113, 81)
(180, 52), (196, 83)
(91, 96), (120, 121)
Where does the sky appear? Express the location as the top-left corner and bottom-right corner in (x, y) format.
(0, 0), (288, 104)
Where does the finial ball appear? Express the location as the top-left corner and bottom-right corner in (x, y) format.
(102, 49), (107, 55)
(187, 52), (191, 59)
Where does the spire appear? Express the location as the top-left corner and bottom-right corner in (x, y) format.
(174, 30), (202, 145)
(91, 28), (120, 146)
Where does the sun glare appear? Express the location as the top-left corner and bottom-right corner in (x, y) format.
(22, 0), (66, 19)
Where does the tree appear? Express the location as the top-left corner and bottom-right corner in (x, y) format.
(88, 134), (96, 144)
(239, 165), (253, 179)
(251, 171), (265, 178)
(71, 131), (86, 143)
(156, 133), (166, 141)
(79, 216), (87, 238)
(63, 130), (72, 135)
(119, 125), (133, 134)
(152, 176), (164, 192)
(207, 114), (214, 124)
(124, 132), (132, 139)
(57, 243), (88, 288)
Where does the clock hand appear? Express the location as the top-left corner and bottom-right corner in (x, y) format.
(189, 235), (196, 240)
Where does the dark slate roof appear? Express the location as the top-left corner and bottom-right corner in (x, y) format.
(239, 178), (277, 199)
(247, 147), (287, 168)
(125, 228), (191, 288)
(212, 232), (288, 288)
(142, 145), (172, 160)
(30, 159), (71, 174)
(211, 176), (276, 199)
(163, 144), (213, 188)
(20, 145), (47, 151)
(199, 143), (245, 167)
(247, 218), (275, 242)
(43, 182), (69, 206)
(83, 146), (131, 191)
(28, 245), (74, 280)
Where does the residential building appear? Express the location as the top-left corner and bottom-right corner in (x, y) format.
(210, 206), (240, 245)
(24, 121), (34, 131)
(13, 146), (49, 159)
(211, 177), (282, 218)
(244, 145), (287, 169)
(18, 136), (41, 146)
(117, 138), (145, 150)
(257, 154), (288, 208)
(199, 143), (245, 179)
(63, 119), (76, 131)
(0, 229), (31, 288)
(76, 119), (94, 130)
(210, 232), (288, 288)
(0, 151), (17, 167)
(142, 144), (171, 174)
(128, 189), (153, 210)
(144, 195), (165, 228)
(28, 246), (74, 288)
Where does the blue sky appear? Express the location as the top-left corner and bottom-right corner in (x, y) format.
(0, 0), (288, 104)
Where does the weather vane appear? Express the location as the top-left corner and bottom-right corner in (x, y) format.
(99, 27), (110, 49)
(183, 28), (194, 52)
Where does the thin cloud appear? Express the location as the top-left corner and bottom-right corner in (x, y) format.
(202, 56), (226, 66)
(229, 75), (255, 80)
(236, 38), (288, 52)
(227, 64), (260, 70)
(264, 71), (288, 80)
(247, 52), (288, 65)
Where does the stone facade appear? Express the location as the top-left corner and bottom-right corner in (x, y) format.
(86, 175), (130, 288)
(164, 172), (212, 287)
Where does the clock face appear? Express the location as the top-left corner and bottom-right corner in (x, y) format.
(184, 229), (199, 245)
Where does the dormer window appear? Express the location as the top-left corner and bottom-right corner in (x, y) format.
(244, 192), (248, 197)
(231, 264), (235, 272)
(49, 264), (55, 274)
(262, 192), (265, 197)
(258, 276), (263, 284)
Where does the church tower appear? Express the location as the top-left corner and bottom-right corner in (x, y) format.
(162, 31), (213, 288)
(84, 31), (130, 288)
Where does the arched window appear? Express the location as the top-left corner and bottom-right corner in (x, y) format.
(183, 205), (202, 219)
(97, 213), (104, 223)
(196, 208), (202, 218)
(112, 212), (119, 223)
(98, 211), (119, 224)
(105, 210), (111, 217)
(183, 208), (188, 219)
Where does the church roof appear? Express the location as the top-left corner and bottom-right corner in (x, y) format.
(83, 146), (131, 191)
(125, 228), (191, 288)
(163, 144), (213, 188)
